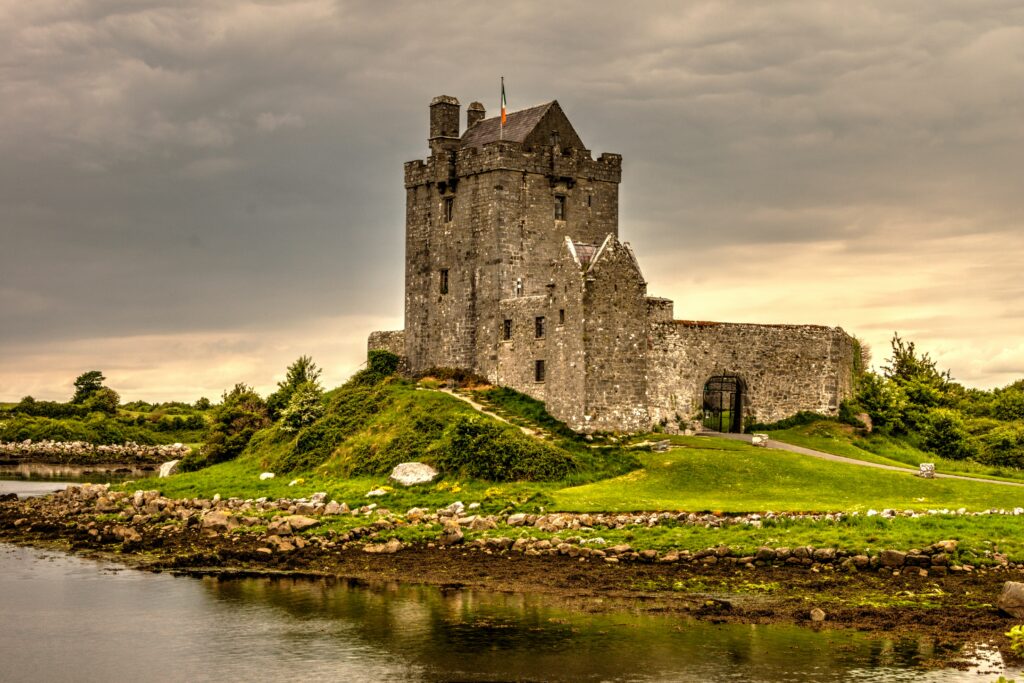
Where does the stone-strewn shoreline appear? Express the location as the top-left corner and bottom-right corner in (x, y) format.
(3, 483), (1022, 577)
(0, 440), (190, 465)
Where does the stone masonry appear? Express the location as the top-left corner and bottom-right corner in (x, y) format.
(369, 95), (857, 433)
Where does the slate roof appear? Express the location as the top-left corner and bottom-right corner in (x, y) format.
(460, 102), (555, 148)
(572, 242), (599, 268)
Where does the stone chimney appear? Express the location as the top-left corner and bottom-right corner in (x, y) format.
(466, 101), (486, 129)
(429, 95), (460, 155)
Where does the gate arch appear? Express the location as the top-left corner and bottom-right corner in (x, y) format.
(702, 375), (744, 433)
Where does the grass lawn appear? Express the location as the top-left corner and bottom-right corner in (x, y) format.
(768, 422), (1024, 484)
(552, 436), (1024, 513)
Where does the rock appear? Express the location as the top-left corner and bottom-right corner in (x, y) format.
(267, 518), (293, 536)
(469, 516), (497, 531)
(158, 460), (180, 478)
(364, 538), (403, 554)
(259, 472), (275, 481)
(266, 535), (295, 553)
(751, 433), (769, 447)
(810, 608), (826, 622)
(998, 582), (1024, 618)
(95, 496), (118, 513)
(918, 463), (936, 479)
(933, 539), (958, 554)
(439, 521), (464, 545)
(507, 513), (528, 526)
(201, 511), (238, 533)
(0, 492), (17, 502)
(387, 461), (439, 487)
(324, 501), (343, 515)
(879, 549), (907, 568)
(282, 515), (319, 532)
(366, 488), (389, 497)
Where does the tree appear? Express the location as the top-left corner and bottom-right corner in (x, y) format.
(279, 381), (325, 432)
(72, 371), (106, 404)
(181, 383), (270, 471)
(194, 397), (212, 411)
(267, 356), (323, 419)
(83, 387), (120, 415)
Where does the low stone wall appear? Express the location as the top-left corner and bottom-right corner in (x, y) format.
(0, 440), (190, 464)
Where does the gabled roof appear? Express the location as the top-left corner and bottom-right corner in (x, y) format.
(461, 102), (555, 148)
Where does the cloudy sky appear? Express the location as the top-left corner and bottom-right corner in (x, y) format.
(2, 0), (1023, 402)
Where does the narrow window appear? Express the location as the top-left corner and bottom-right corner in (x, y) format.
(535, 360), (546, 383)
(554, 195), (566, 221)
(587, 194), (592, 207)
(558, 309), (565, 325)
(502, 319), (512, 341)
(535, 316), (545, 339)
(439, 269), (449, 295)
(444, 197), (454, 223)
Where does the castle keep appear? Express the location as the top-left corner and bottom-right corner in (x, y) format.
(369, 95), (857, 433)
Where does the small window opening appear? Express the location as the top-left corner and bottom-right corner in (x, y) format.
(558, 309), (565, 325)
(587, 194), (592, 207)
(502, 319), (512, 341)
(439, 269), (449, 295)
(515, 278), (523, 297)
(444, 197), (454, 223)
(534, 360), (546, 383)
(535, 316), (546, 339)
(554, 195), (566, 221)
(550, 131), (560, 147)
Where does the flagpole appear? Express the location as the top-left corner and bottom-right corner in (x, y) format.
(500, 76), (504, 142)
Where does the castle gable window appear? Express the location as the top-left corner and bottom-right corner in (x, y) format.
(559, 309), (565, 325)
(439, 269), (449, 295)
(444, 197), (454, 222)
(534, 359), (546, 383)
(535, 316), (545, 339)
(554, 195), (566, 221)
(502, 319), (512, 341)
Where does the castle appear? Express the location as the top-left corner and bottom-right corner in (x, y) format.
(369, 95), (857, 433)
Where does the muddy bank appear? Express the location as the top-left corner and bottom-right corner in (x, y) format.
(1, 484), (1023, 658)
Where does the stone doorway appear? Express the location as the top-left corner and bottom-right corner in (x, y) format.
(702, 375), (743, 433)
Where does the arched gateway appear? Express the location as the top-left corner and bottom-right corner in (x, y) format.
(702, 375), (744, 433)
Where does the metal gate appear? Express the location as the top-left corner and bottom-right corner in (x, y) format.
(702, 376), (742, 433)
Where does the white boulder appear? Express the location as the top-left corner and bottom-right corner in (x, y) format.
(388, 462), (439, 487)
(259, 472), (275, 481)
(158, 460), (180, 478)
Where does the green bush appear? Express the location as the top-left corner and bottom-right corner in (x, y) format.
(922, 408), (976, 461)
(976, 422), (1024, 469)
(434, 414), (576, 481)
(180, 384), (269, 471)
(747, 411), (831, 432)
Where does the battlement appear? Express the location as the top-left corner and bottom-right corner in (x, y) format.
(404, 142), (622, 188)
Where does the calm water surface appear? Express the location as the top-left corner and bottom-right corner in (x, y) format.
(0, 543), (1018, 682)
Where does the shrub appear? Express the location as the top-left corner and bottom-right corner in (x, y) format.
(280, 381), (325, 432)
(922, 408), (976, 461)
(976, 422), (1024, 469)
(267, 356), (323, 419)
(433, 414), (576, 481)
(180, 384), (269, 471)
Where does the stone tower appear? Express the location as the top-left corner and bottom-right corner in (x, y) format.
(402, 94), (623, 380)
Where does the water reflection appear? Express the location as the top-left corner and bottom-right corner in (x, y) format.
(0, 544), (1017, 683)
(0, 463), (152, 499)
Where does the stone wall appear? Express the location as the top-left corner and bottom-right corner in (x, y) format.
(646, 321), (856, 428)
(367, 330), (406, 357)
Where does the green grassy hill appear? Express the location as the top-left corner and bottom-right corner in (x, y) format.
(146, 370), (1024, 516)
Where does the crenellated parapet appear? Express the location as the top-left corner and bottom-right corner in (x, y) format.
(405, 142), (622, 188)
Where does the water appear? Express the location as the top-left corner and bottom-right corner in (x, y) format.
(0, 543), (1017, 682)
(0, 463), (153, 499)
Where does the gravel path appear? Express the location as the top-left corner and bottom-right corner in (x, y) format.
(706, 432), (1024, 488)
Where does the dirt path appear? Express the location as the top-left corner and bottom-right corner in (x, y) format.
(708, 432), (1024, 488)
(425, 388), (537, 436)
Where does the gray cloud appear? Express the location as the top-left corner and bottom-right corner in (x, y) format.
(2, 0), (1023, 399)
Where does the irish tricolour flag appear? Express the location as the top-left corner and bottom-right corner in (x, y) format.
(501, 77), (507, 126)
